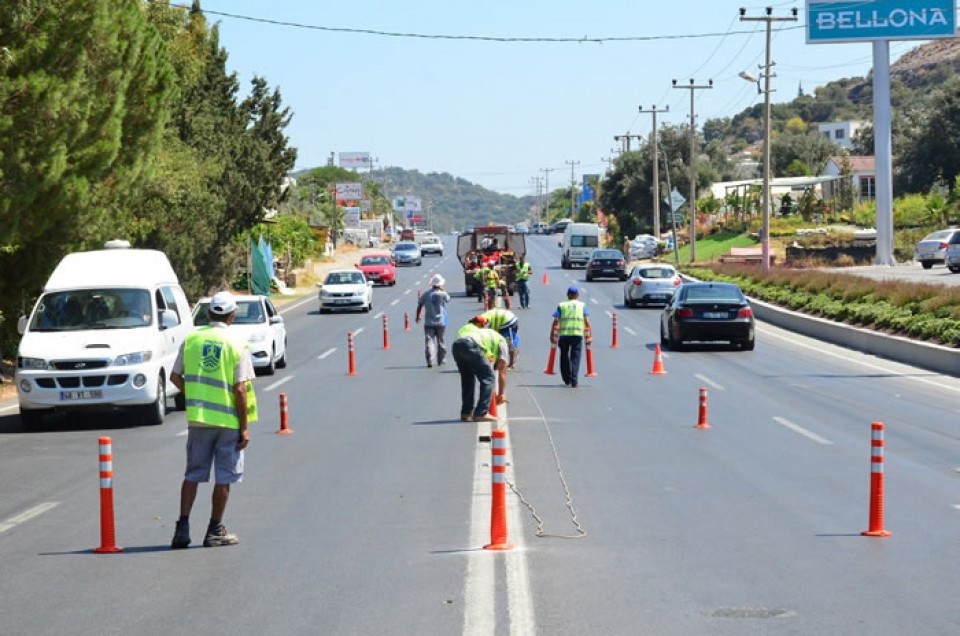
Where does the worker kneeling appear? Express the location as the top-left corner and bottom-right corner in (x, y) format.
(452, 315), (508, 422)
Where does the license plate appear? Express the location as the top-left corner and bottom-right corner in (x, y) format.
(702, 312), (728, 319)
(650, 294), (666, 300)
(60, 390), (103, 401)
(334, 299), (351, 304)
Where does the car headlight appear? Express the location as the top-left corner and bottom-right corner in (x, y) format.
(114, 351), (153, 366)
(18, 357), (48, 370)
(319, 289), (330, 298)
(355, 290), (367, 297)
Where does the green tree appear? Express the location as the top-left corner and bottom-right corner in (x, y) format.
(897, 76), (960, 194)
(771, 131), (837, 178)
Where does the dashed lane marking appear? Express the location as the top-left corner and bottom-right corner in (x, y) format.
(318, 348), (336, 360)
(264, 376), (293, 392)
(694, 374), (725, 391)
(624, 326), (637, 336)
(0, 502), (59, 534)
(772, 416), (834, 445)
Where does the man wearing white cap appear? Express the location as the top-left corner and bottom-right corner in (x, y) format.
(170, 291), (257, 549)
(415, 274), (451, 368)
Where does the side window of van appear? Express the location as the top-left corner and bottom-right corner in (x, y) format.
(160, 286), (181, 321)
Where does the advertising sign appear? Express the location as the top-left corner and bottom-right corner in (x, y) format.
(806, 0), (956, 43)
(336, 182), (362, 203)
(342, 207), (361, 228)
(338, 152), (371, 169)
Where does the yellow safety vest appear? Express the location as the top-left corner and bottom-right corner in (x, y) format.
(558, 300), (586, 337)
(515, 262), (531, 281)
(182, 326), (258, 428)
(481, 308), (516, 331)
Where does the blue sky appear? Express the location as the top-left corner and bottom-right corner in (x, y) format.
(195, 1), (928, 195)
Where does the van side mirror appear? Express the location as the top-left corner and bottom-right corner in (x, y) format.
(17, 315), (27, 335)
(159, 309), (179, 330)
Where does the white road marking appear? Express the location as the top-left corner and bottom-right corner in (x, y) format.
(694, 374), (725, 391)
(176, 429), (188, 437)
(772, 416), (834, 445)
(318, 348), (336, 360)
(590, 298), (599, 305)
(373, 311), (384, 319)
(263, 376), (293, 392)
(0, 502), (59, 534)
(624, 326), (637, 336)
(0, 403), (19, 413)
(604, 310), (614, 318)
(390, 298), (399, 307)
(353, 327), (365, 336)
(405, 289), (412, 295)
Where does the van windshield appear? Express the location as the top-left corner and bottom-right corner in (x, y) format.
(29, 289), (153, 331)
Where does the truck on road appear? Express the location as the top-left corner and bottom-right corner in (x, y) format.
(456, 225), (527, 298)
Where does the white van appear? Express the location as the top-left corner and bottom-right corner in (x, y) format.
(15, 241), (193, 429)
(560, 223), (603, 268)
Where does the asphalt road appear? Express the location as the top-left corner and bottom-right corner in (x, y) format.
(3, 235), (960, 634)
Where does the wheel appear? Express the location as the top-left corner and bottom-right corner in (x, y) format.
(389, 280), (396, 286)
(741, 337), (756, 351)
(261, 347), (276, 375)
(140, 375), (166, 425)
(659, 325), (668, 347)
(363, 300), (372, 313)
(922, 260), (934, 270)
(668, 329), (684, 352)
(586, 273), (593, 281)
(276, 339), (287, 368)
(20, 408), (44, 431)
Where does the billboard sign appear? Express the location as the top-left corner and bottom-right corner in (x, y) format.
(806, 0), (956, 43)
(336, 182), (362, 203)
(339, 152), (371, 169)
(342, 207), (361, 228)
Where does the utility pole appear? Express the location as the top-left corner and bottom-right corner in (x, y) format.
(614, 132), (643, 154)
(565, 160), (580, 220)
(672, 78), (712, 263)
(639, 105), (670, 240)
(739, 7), (798, 273)
(540, 167), (555, 221)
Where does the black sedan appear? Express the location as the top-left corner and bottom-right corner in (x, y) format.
(660, 282), (755, 351)
(585, 248), (628, 281)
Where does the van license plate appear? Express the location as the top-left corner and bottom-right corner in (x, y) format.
(60, 390), (103, 401)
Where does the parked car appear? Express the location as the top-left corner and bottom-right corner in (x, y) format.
(585, 248), (628, 281)
(941, 230), (960, 273)
(623, 264), (682, 307)
(356, 252), (396, 285)
(915, 228), (960, 269)
(317, 269), (373, 314)
(392, 241), (422, 266)
(628, 234), (659, 260)
(532, 222), (549, 234)
(193, 294), (287, 375)
(548, 219), (573, 235)
(660, 282), (755, 351)
(418, 235), (444, 256)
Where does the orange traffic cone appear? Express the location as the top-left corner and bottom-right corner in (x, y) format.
(649, 344), (667, 375)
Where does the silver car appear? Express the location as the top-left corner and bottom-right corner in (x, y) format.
(941, 230), (960, 273)
(915, 229), (960, 270)
(392, 241), (422, 266)
(623, 264), (682, 308)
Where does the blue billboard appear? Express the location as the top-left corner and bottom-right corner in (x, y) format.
(806, 0), (956, 43)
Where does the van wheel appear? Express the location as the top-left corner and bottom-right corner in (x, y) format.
(20, 408), (44, 431)
(141, 376), (166, 425)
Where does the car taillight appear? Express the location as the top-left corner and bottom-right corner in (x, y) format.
(738, 307), (753, 318)
(673, 278), (682, 286)
(940, 242), (949, 249)
(677, 308), (694, 318)
(632, 278), (642, 286)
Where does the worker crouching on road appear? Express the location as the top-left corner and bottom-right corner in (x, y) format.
(170, 291), (258, 549)
(551, 286), (591, 388)
(415, 274), (451, 368)
(480, 307), (520, 372)
(451, 315), (508, 422)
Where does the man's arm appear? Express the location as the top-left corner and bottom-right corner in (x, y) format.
(233, 381), (250, 450)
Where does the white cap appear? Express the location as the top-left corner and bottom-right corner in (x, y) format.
(209, 291), (238, 315)
(431, 275), (445, 287)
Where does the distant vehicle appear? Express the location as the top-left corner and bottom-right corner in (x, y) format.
(418, 235), (444, 256)
(456, 225), (527, 298)
(623, 264), (682, 308)
(560, 222), (603, 269)
(400, 229), (415, 241)
(193, 295), (287, 375)
(917, 228), (960, 270)
(356, 252), (397, 285)
(532, 222), (549, 234)
(318, 269), (374, 314)
(548, 219), (573, 235)
(516, 223), (529, 234)
(660, 282), (755, 351)
(392, 241), (422, 266)
(628, 234), (659, 260)
(585, 248), (627, 281)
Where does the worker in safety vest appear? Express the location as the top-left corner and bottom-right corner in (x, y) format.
(452, 315), (508, 422)
(170, 291), (258, 549)
(481, 307), (519, 371)
(550, 286), (592, 388)
(514, 255), (532, 309)
(474, 264), (501, 304)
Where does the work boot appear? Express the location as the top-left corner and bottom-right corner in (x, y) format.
(171, 519), (190, 549)
(203, 524), (239, 547)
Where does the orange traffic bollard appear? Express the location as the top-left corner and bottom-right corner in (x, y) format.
(276, 393), (294, 435)
(404, 311), (411, 331)
(862, 421), (891, 537)
(611, 312), (619, 349)
(382, 314), (390, 350)
(649, 344), (667, 375)
(489, 392), (499, 418)
(347, 331), (357, 376)
(484, 429), (512, 551)
(585, 327), (597, 377)
(544, 324), (559, 375)
(542, 272), (549, 285)
(94, 437), (122, 553)
(694, 387), (711, 429)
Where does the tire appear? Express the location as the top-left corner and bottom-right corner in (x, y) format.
(140, 375), (166, 425)
(20, 408), (44, 431)
(276, 339), (288, 369)
(659, 325), (668, 347)
(668, 329), (684, 352)
(586, 273), (593, 281)
(922, 260), (934, 270)
(389, 280), (396, 286)
(262, 347), (277, 375)
(363, 299), (372, 313)
(741, 337), (756, 351)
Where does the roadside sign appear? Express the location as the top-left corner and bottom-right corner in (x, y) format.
(806, 0), (956, 43)
(664, 189), (686, 212)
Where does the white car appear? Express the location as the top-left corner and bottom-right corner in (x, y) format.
(418, 235), (444, 256)
(192, 295), (287, 375)
(623, 264), (682, 307)
(318, 269), (373, 314)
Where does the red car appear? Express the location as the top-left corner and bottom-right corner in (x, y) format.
(356, 252), (396, 286)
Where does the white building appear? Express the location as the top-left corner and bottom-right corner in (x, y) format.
(822, 155), (876, 204)
(817, 121), (867, 150)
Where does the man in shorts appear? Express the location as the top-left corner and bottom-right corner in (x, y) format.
(170, 291), (258, 549)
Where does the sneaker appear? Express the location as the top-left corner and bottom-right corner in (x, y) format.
(460, 414), (473, 422)
(171, 519), (190, 549)
(475, 413), (499, 423)
(203, 524), (239, 547)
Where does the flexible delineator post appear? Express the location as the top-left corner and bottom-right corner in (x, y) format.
(862, 421), (891, 537)
(94, 437), (123, 553)
(276, 393), (294, 435)
(694, 387), (711, 429)
(585, 327), (597, 377)
(347, 332), (357, 376)
(382, 314), (390, 350)
(484, 429), (512, 550)
(404, 312), (411, 331)
(611, 312), (619, 349)
(544, 324), (558, 375)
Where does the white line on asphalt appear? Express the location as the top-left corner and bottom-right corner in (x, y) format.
(0, 403), (19, 413)
(604, 310), (613, 318)
(772, 416), (834, 445)
(504, 427), (536, 634)
(0, 502), (59, 534)
(405, 289), (412, 295)
(318, 348), (336, 360)
(176, 429), (188, 437)
(264, 376), (293, 392)
(464, 420), (496, 635)
(353, 327), (365, 336)
(953, 505), (960, 512)
(624, 326), (637, 336)
(694, 374), (725, 391)
(373, 311), (384, 319)
(390, 299), (399, 307)
(590, 298), (599, 305)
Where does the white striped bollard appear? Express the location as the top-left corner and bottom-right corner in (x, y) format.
(94, 436), (123, 553)
(862, 421), (891, 537)
(484, 428), (512, 550)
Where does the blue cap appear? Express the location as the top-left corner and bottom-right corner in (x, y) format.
(567, 285), (579, 295)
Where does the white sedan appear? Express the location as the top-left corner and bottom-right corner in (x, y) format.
(192, 295), (287, 375)
(318, 269), (373, 314)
